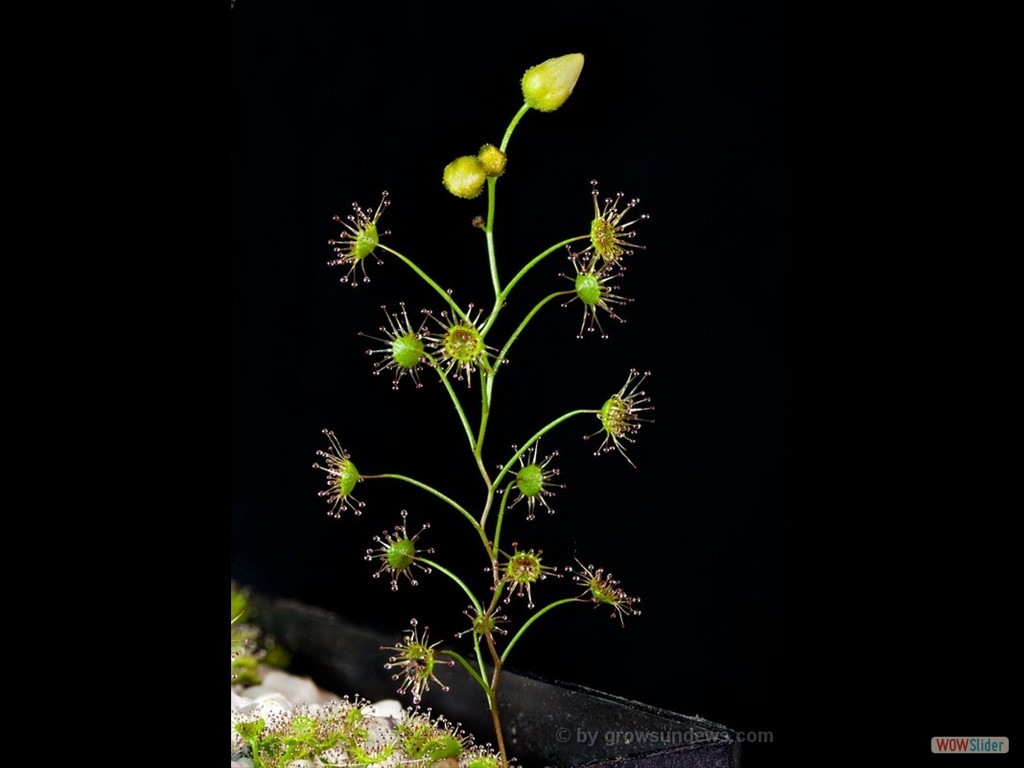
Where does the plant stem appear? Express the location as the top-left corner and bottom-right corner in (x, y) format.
(483, 626), (508, 767)
(427, 354), (476, 451)
(475, 366), (497, 530)
(419, 558), (483, 615)
(363, 474), (491, 555)
(489, 687), (508, 768)
(492, 481), (515, 557)
(501, 598), (581, 663)
(494, 290), (574, 368)
(474, 104), (540, 547)
(477, 460), (496, 530)
(474, 633), (488, 690)
(491, 409), (597, 489)
(441, 649), (489, 695)
(480, 235), (589, 337)
(475, 368), (493, 465)
(500, 103), (531, 153)
(377, 244), (468, 321)
(491, 579), (507, 607)
(484, 177), (500, 302)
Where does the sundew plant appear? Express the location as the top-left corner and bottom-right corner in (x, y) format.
(314, 53), (653, 767)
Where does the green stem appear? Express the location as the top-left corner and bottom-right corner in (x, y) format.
(363, 474), (482, 541)
(484, 365), (496, 430)
(500, 103), (531, 153)
(491, 579), (507, 606)
(378, 244), (467, 321)
(441, 649), (489, 695)
(478, 104), (531, 339)
(472, 105), (533, 547)
(492, 480), (515, 557)
(494, 290), (574, 369)
(477, 462), (495, 528)
(478, 485), (496, 531)
(501, 598), (581, 664)
(481, 236), (589, 336)
(426, 353), (476, 451)
(484, 177), (500, 301)
(475, 368), (492, 461)
(480, 291), (575, 484)
(419, 558), (483, 615)
(482, 627), (508, 765)
(492, 409), (597, 489)
(474, 633), (488, 689)
(475, 368), (496, 528)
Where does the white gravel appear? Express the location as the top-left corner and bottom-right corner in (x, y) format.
(231, 666), (404, 767)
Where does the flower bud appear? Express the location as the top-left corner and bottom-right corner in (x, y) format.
(477, 144), (506, 177)
(443, 155), (487, 199)
(521, 53), (584, 112)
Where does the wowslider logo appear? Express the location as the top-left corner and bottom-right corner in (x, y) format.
(932, 737), (1009, 754)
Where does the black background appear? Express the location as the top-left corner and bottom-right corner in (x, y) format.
(231, 1), (793, 765)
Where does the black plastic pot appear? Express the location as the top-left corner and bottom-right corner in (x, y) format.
(246, 592), (739, 767)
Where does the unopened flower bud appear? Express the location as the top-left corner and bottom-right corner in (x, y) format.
(477, 144), (506, 177)
(521, 53), (584, 112)
(443, 156), (487, 199)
